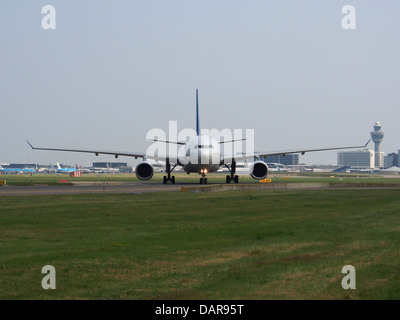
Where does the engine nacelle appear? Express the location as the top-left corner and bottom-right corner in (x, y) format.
(250, 161), (269, 180)
(135, 162), (154, 180)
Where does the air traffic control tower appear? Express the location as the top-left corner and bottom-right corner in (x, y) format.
(370, 121), (385, 168)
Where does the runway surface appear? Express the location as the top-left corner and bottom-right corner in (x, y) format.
(0, 182), (183, 196)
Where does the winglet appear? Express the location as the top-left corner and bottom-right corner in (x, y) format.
(26, 140), (35, 149)
(364, 138), (372, 147)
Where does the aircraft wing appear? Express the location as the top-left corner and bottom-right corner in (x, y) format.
(27, 141), (146, 160)
(222, 139), (371, 163)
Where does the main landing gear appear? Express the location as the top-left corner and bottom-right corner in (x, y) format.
(163, 160), (177, 184)
(225, 161), (239, 184)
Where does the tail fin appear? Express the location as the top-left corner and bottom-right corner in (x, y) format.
(196, 89), (200, 136)
(0, 165), (3, 170)
(57, 162), (62, 170)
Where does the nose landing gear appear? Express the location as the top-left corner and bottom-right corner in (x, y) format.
(199, 169), (208, 184)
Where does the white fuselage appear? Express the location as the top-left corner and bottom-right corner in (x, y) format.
(178, 135), (221, 174)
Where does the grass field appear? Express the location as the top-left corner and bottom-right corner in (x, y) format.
(1, 188), (399, 300)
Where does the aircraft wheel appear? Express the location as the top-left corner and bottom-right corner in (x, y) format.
(234, 175), (239, 184)
(200, 178), (204, 184)
(163, 176), (167, 184)
(204, 178), (208, 184)
(226, 175), (231, 184)
(171, 176), (175, 184)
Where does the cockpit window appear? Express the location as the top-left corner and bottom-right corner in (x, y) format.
(194, 145), (213, 149)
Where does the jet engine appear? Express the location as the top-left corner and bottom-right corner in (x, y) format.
(135, 162), (154, 180)
(250, 161), (269, 180)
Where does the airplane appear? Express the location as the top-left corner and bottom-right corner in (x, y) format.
(27, 90), (370, 184)
(55, 162), (76, 173)
(37, 165), (56, 174)
(86, 163), (119, 174)
(0, 165), (36, 174)
(263, 163), (285, 172)
(103, 163), (119, 174)
(77, 165), (91, 174)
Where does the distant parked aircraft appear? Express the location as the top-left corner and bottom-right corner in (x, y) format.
(55, 162), (76, 173)
(0, 165), (36, 174)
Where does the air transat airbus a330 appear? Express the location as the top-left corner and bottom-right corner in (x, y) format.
(27, 90), (369, 184)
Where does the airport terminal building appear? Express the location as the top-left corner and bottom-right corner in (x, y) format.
(384, 153), (399, 169)
(337, 122), (398, 170)
(337, 149), (375, 169)
(92, 162), (127, 168)
(260, 154), (299, 166)
(337, 149), (400, 170)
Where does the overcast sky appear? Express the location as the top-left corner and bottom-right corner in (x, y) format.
(1, 1), (399, 166)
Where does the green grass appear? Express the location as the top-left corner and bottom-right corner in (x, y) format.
(0, 189), (399, 299)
